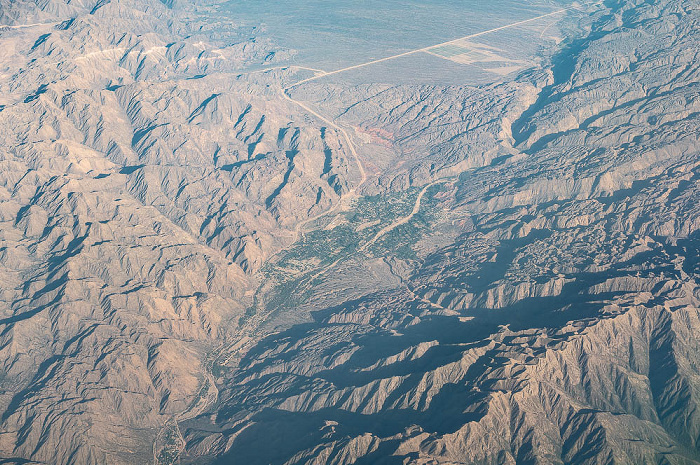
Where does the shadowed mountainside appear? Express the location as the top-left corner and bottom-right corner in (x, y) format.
(0, 0), (698, 463)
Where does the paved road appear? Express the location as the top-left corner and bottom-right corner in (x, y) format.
(281, 90), (368, 242)
(285, 2), (600, 89)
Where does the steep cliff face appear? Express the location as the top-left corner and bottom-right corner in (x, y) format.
(0, 0), (698, 463)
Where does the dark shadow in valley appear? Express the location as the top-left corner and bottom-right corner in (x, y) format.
(211, 213), (699, 464)
(212, 272), (633, 464)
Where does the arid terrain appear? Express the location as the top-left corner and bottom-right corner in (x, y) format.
(0, 0), (698, 463)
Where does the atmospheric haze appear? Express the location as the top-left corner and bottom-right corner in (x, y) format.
(0, 0), (698, 464)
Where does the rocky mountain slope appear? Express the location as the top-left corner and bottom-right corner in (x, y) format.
(0, 0), (358, 462)
(0, 0), (698, 464)
(184, 0), (700, 464)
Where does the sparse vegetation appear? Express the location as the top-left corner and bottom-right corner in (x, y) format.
(252, 184), (448, 318)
